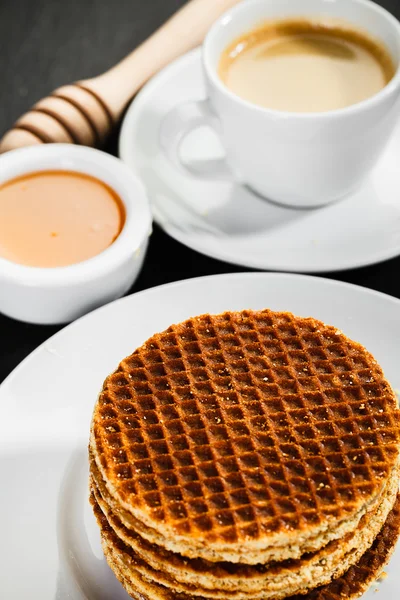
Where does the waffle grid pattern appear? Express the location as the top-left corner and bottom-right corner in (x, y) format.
(93, 310), (400, 543)
(289, 495), (400, 600)
(90, 465), (398, 587)
(92, 493), (400, 600)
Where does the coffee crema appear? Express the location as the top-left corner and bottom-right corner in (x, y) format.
(218, 18), (395, 112)
(0, 171), (125, 268)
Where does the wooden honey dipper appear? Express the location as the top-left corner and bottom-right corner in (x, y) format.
(0, 0), (241, 154)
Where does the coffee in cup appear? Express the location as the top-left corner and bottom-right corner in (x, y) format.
(160, 0), (400, 208)
(218, 19), (395, 112)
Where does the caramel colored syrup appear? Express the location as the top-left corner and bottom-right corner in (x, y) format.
(0, 170), (125, 267)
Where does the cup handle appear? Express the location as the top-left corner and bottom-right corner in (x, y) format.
(159, 99), (231, 179)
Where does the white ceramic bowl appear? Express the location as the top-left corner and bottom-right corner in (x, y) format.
(0, 144), (152, 324)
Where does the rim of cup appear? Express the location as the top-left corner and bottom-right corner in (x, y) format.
(0, 144), (152, 287)
(204, 0), (400, 119)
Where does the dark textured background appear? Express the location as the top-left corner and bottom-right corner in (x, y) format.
(1, 0), (400, 383)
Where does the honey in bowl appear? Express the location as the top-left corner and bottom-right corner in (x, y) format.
(0, 170), (125, 268)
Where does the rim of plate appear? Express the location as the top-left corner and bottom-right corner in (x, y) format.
(119, 48), (400, 274)
(1, 272), (400, 396)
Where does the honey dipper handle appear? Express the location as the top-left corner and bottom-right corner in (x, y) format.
(0, 0), (241, 153)
(84, 0), (241, 118)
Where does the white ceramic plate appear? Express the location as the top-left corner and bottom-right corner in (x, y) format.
(119, 48), (400, 273)
(1, 272), (400, 599)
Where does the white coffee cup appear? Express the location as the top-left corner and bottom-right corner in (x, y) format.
(160, 0), (400, 208)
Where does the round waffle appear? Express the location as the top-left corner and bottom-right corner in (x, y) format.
(93, 493), (400, 600)
(90, 461), (399, 598)
(90, 309), (400, 564)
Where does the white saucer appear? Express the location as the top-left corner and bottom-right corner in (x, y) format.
(1, 272), (400, 599)
(119, 48), (400, 273)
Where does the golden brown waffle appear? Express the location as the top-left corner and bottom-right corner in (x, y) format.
(90, 309), (400, 564)
(90, 467), (398, 600)
(93, 493), (400, 600)
(90, 461), (399, 598)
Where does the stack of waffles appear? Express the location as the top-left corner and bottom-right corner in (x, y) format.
(89, 309), (400, 600)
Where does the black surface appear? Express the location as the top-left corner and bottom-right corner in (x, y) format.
(1, 0), (400, 383)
